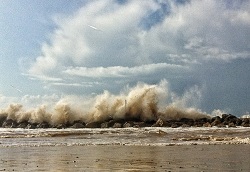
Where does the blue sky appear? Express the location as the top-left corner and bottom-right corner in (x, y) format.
(0, 0), (250, 116)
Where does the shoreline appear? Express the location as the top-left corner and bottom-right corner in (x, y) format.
(1, 127), (250, 147)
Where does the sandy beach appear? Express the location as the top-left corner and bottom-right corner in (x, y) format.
(0, 144), (250, 171)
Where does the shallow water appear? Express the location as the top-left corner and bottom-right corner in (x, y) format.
(1, 127), (250, 171)
(1, 144), (250, 171)
(1, 127), (250, 147)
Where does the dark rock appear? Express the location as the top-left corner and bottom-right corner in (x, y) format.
(164, 121), (172, 127)
(54, 124), (66, 129)
(113, 119), (127, 126)
(107, 120), (117, 127)
(222, 114), (238, 125)
(241, 118), (249, 127)
(171, 123), (179, 128)
(228, 122), (236, 128)
(197, 118), (210, 125)
(144, 121), (156, 127)
(0, 113), (244, 129)
(101, 122), (109, 128)
(223, 121), (229, 125)
(211, 118), (221, 126)
(222, 114), (229, 119)
(242, 118), (249, 124)
(2, 119), (17, 128)
(217, 123), (226, 128)
(192, 118), (210, 127)
(0, 115), (7, 127)
(193, 122), (203, 127)
(37, 122), (50, 128)
(113, 122), (122, 128)
(176, 122), (184, 127)
(179, 118), (192, 123)
(235, 119), (242, 126)
(133, 122), (147, 128)
(211, 116), (221, 123)
(226, 114), (237, 120)
(151, 118), (165, 127)
(102, 119), (126, 128)
(71, 122), (85, 128)
(241, 122), (250, 127)
(26, 123), (36, 129)
(181, 124), (190, 127)
(86, 122), (101, 128)
(17, 121), (29, 128)
(123, 121), (134, 128)
(203, 122), (211, 127)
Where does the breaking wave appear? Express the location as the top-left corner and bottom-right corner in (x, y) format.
(0, 80), (210, 125)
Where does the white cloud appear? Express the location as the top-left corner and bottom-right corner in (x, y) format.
(63, 63), (186, 78)
(22, 73), (63, 82)
(26, 0), (250, 100)
(145, 0), (250, 61)
(21, 94), (60, 106)
(28, 0), (160, 75)
(0, 95), (18, 108)
(51, 82), (83, 87)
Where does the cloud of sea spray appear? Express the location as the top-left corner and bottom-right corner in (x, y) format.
(51, 98), (90, 125)
(241, 112), (250, 118)
(210, 109), (228, 118)
(87, 81), (164, 122)
(85, 80), (209, 122)
(159, 85), (209, 120)
(0, 104), (52, 124)
(0, 80), (210, 125)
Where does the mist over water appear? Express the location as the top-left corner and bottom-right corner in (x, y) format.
(0, 80), (210, 125)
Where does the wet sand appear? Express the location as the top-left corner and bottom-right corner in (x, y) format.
(1, 144), (250, 171)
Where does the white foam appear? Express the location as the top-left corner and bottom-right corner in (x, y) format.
(0, 81), (210, 125)
(0, 127), (250, 147)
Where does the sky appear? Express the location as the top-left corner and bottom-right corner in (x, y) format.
(0, 0), (250, 117)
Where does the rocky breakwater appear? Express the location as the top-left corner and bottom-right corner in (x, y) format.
(0, 114), (249, 129)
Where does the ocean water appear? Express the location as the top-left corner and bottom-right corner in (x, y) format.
(1, 127), (250, 147)
(2, 82), (249, 150)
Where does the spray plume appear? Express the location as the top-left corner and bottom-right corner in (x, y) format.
(0, 80), (210, 125)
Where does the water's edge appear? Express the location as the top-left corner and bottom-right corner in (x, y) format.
(1, 127), (250, 147)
